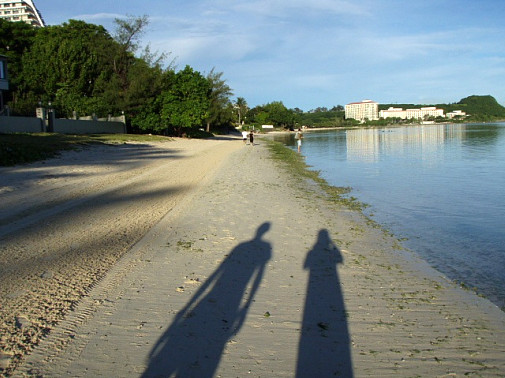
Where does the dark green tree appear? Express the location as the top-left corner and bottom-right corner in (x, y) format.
(129, 68), (175, 133)
(160, 65), (210, 136)
(19, 20), (117, 117)
(112, 15), (149, 102)
(263, 101), (296, 128)
(112, 15), (176, 128)
(205, 68), (234, 132)
(0, 19), (37, 113)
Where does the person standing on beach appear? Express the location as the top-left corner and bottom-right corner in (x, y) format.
(295, 128), (303, 153)
(249, 130), (254, 146)
(242, 130), (248, 144)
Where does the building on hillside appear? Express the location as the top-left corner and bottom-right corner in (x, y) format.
(0, 0), (45, 27)
(345, 100), (379, 122)
(379, 106), (445, 121)
(446, 110), (467, 119)
(379, 107), (407, 120)
(406, 107), (444, 120)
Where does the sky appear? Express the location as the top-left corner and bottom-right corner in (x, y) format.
(34, 0), (505, 111)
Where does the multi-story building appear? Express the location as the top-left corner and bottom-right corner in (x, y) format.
(351, 101), (465, 122)
(446, 110), (467, 119)
(380, 106), (445, 120)
(379, 107), (407, 119)
(345, 100), (379, 122)
(0, 0), (45, 27)
(406, 107), (444, 120)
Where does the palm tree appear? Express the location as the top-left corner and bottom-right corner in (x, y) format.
(235, 97), (248, 126)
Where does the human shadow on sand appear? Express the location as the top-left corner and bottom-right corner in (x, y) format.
(142, 222), (272, 378)
(296, 229), (353, 377)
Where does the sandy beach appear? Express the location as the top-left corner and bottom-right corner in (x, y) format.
(2, 135), (505, 376)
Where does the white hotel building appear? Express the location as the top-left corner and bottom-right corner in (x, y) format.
(345, 100), (379, 122)
(379, 106), (444, 120)
(346, 100), (454, 122)
(0, 0), (45, 27)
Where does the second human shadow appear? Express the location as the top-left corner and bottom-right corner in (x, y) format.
(296, 229), (353, 377)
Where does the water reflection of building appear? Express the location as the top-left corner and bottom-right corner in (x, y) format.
(345, 128), (381, 163)
(345, 125), (464, 164)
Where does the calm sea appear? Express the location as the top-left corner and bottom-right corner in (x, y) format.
(274, 123), (505, 310)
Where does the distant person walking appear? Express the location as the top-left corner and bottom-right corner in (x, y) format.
(249, 130), (254, 146)
(242, 130), (248, 144)
(295, 128), (303, 153)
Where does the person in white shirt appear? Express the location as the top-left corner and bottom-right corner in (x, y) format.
(295, 128), (303, 152)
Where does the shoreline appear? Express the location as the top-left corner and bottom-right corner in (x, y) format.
(266, 125), (505, 311)
(262, 120), (505, 135)
(9, 136), (505, 376)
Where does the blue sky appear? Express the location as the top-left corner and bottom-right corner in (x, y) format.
(35, 0), (505, 111)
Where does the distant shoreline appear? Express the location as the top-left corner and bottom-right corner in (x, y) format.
(260, 120), (505, 134)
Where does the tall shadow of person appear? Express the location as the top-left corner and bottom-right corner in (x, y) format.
(296, 229), (353, 377)
(142, 222), (272, 378)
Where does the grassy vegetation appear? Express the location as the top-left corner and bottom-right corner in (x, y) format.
(0, 133), (172, 166)
(264, 138), (366, 211)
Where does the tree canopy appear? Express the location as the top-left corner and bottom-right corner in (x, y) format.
(2, 18), (504, 134)
(160, 66), (210, 136)
(246, 101), (299, 129)
(19, 20), (117, 116)
(205, 68), (234, 132)
(1, 17), (235, 135)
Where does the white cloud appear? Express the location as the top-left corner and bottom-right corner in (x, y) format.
(153, 33), (258, 64)
(73, 12), (124, 21)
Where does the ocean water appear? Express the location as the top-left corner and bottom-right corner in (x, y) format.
(273, 123), (505, 310)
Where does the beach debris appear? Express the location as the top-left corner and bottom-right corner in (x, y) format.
(184, 277), (201, 285)
(177, 240), (193, 249)
(40, 270), (54, 279)
(15, 316), (32, 330)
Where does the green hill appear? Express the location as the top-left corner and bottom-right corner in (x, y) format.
(298, 95), (505, 128)
(380, 95), (505, 121)
(456, 95), (505, 118)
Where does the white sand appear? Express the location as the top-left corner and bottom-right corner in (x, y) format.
(2, 136), (505, 376)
